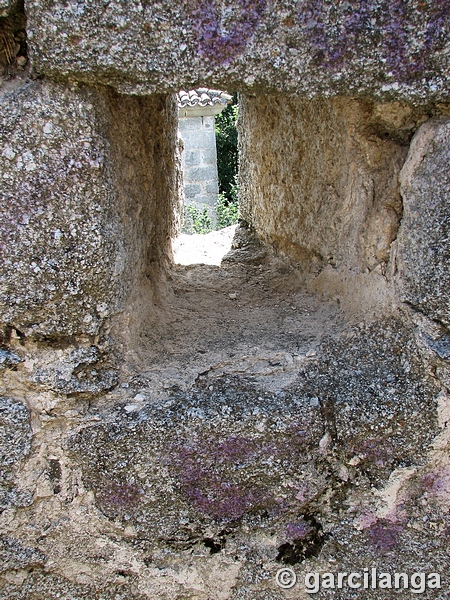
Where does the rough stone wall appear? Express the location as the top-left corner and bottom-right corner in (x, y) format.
(238, 94), (431, 275)
(179, 115), (219, 223)
(0, 0), (449, 598)
(0, 80), (180, 339)
(397, 117), (450, 329)
(24, 0), (450, 102)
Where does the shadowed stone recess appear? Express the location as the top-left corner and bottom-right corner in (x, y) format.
(0, 0), (14, 17)
(239, 95), (423, 272)
(0, 80), (180, 337)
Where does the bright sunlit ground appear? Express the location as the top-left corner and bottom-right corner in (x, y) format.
(172, 224), (237, 266)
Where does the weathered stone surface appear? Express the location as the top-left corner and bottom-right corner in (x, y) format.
(69, 319), (439, 553)
(0, 396), (32, 512)
(239, 95), (418, 272)
(0, 537), (45, 573)
(0, 571), (148, 600)
(1, 243), (448, 597)
(0, 80), (180, 338)
(426, 334), (450, 361)
(397, 117), (450, 328)
(29, 346), (118, 396)
(25, 0), (450, 102)
(0, 349), (21, 371)
(0, 3), (448, 597)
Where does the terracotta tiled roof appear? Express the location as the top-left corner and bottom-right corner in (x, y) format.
(178, 88), (232, 108)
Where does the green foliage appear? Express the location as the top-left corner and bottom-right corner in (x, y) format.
(215, 92), (239, 230)
(183, 197), (238, 234)
(216, 192), (239, 229)
(183, 204), (212, 234)
(215, 94), (239, 203)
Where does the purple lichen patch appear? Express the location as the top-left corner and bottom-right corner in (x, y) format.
(346, 433), (402, 475)
(366, 519), (403, 552)
(96, 480), (142, 517)
(190, 0), (267, 64)
(69, 375), (326, 537)
(419, 467), (450, 505)
(298, 0), (450, 81)
(167, 424), (323, 522)
(285, 519), (315, 541)
(214, 435), (259, 463)
(169, 435), (280, 521)
(183, 479), (265, 522)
